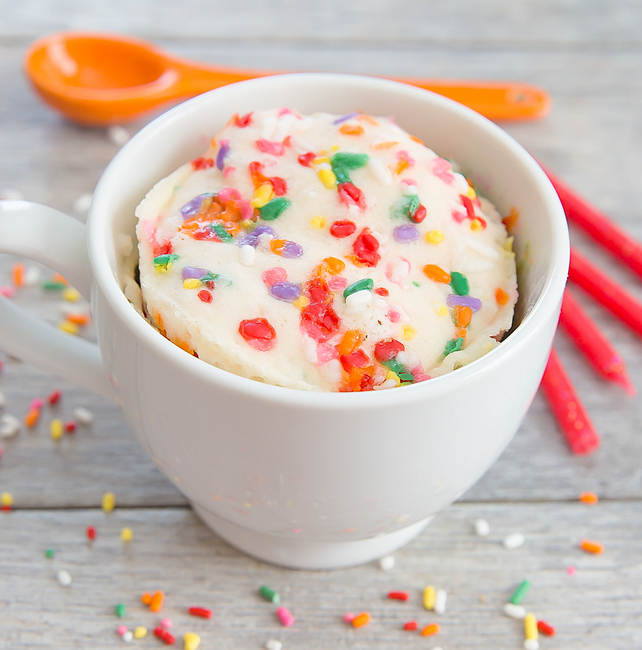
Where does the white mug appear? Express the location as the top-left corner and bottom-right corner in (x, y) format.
(0, 74), (569, 569)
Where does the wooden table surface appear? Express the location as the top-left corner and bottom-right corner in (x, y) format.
(1, 2), (641, 648)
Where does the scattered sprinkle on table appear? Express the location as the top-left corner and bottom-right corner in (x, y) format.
(120, 527), (133, 542)
(421, 623), (440, 636)
(188, 606), (212, 618)
(259, 585), (280, 603)
(150, 591), (165, 612)
(73, 406), (93, 424)
(423, 585), (436, 610)
(44, 548), (54, 559)
(388, 591), (409, 601)
(579, 491), (599, 504)
(379, 554), (395, 570)
(133, 627), (147, 639)
(537, 619), (556, 636)
(474, 517), (490, 536)
(183, 632), (201, 650)
(503, 532), (525, 550)
(343, 612), (355, 624)
(47, 390), (62, 405)
(0, 413), (20, 438)
(50, 418), (63, 440)
(509, 580), (531, 605)
(1, 492), (13, 508)
(351, 612), (371, 628)
(265, 640), (282, 650)
(107, 125), (131, 147)
(101, 492), (115, 513)
(86, 525), (96, 540)
(403, 620), (418, 630)
(277, 606), (295, 627)
(153, 626), (175, 645)
(580, 539), (604, 554)
(503, 603), (527, 619)
(160, 618), (172, 628)
(122, 630), (133, 642)
(115, 603), (126, 618)
(434, 589), (448, 615)
(56, 569), (72, 586)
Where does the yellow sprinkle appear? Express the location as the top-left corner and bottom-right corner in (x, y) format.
(292, 296), (309, 310)
(504, 236), (514, 252)
(0, 492), (13, 507)
(524, 613), (538, 640)
(330, 144), (340, 151)
(313, 155), (330, 164)
(50, 419), (64, 440)
(58, 320), (79, 335)
(402, 325), (416, 340)
(385, 371), (401, 386)
(250, 183), (274, 208)
(120, 527), (133, 542)
(470, 219), (483, 231)
(183, 632), (201, 650)
(423, 585), (436, 610)
(309, 215), (327, 229)
(426, 230), (445, 244)
(62, 287), (81, 302)
(435, 304), (448, 317)
(466, 186), (477, 200)
(183, 278), (200, 290)
(317, 168), (337, 189)
(133, 627), (147, 639)
(101, 492), (116, 513)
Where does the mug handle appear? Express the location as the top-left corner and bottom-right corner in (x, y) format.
(0, 200), (114, 401)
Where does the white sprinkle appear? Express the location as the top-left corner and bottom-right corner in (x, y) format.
(258, 233), (274, 251)
(524, 640), (539, 650)
(345, 289), (372, 314)
(322, 359), (343, 384)
(0, 413), (20, 438)
(56, 569), (72, 586)
(372, 297), (388, 309)
(73, 407), (93, 424)
(503, 532), (525, 550)
(239, 244), (256, 267)
(367, 158), (392, 185)
(60, 303), (90, 317)
(434, 589), (447, 614)
(0, 188), (24, 200)
(265, 640), (282, 650)
(107, 125), (130, 147)
(400, 181), (419, 196)
(122, 631), (133, 643)
(0, 390), (5, 408)
(396, 349), (419, 369)
(315, 161), (331, 170)
(301, 335), (318, 365)
(23, 266), (42, 287)
(72, 193), (93, 215)
(503, 603), (527, 619)
(474, 518), (490, 537)
(373, 378), (398, 391)
(379, 554), (395, 570)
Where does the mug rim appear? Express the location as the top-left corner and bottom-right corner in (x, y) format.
(89, 72), (569, 408)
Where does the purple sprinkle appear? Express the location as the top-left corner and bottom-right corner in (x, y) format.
(181, 266), (208, 280)
(216, 139), (230, 170)
(180, 194), (212, 220)
(236, 225), (277, 248)
(333, 112), (359, 125)
(393, 225), (420, 243)
(253, 225), (277, 237)
(447, 294), (482, 312)
(269, 282), (302, 302)
(281, 240), (304, 259)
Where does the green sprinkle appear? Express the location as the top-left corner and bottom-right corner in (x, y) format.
(343, 278), (374, 300)
(412, 281), (421, 288)
(115, 603), (126, 618)
(382, 358), (406, 376)
(398, 372), (415, 383)
(331, 152), (369, 184)
(392, 194), (420, 220)
(259, 585), (280, 604)
(449, 271), (469, 296)
(509, 580), (531, 605)
(45, 549), (54, 559)
(152, 254), (179, 271)
(259, 197), (291, 221)
(210, 223), (232, 242)
(41, 281), (67, 291)
(199, 272), (219, 284)
(444, 337), (464, 356)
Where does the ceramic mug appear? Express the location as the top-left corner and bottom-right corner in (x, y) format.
(0, 74), (569, 569)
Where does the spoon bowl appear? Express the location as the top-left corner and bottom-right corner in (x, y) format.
(25, 31), (550, 126)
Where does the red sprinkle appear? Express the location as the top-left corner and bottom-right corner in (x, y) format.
(338, 182), (366, 211)
(188, 606), (212, 618)
(1, 505), (13, 512)
(352, 229), (381, 267)
(373, 287), (389, 297)
(297, 152), (316, 167)
(330, 220), (357, 238)
(198, 290), (213, 303)
(191, 157), (214, 171)
(340, 349), (370, 372)
(86, 526), (96, 541)
(234, 112), (253, 127)
(388, 591), (410, 601)
(47, 390), (62, 405)
(403, 621), (418, 631)
(411, 204), (427, 223)
(239, 318), (277, 351)
(65, 421), (76, 433)
(537, 620), (556, 636)
(256, 139), (285, 156)
(154, 626), (175, 645)
(374, 338), (405, 362)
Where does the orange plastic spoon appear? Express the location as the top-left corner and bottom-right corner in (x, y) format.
(25, 32), (550, 126)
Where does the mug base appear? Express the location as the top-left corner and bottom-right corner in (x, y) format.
(192, 503), (433, 570)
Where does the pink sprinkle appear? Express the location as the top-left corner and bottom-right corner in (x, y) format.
(317, 343), (339, 363)
(278, 108), (300, 118)
(396, 150), (415, 166)
(223, 166), (236, 178)
(328, 276), (348, 292)
(29, 397), (44, 411)
(262, 267), (287, 287)
(277, 606), (295, 627)
(256, 139), (285, 156)
(566, 565), (577, 576)
(386, 257), (411, 285)
(0, 446), (3, 460)
(116, 625), (128, 636)
(160, 618), (172, 628)
(432, 157), (455, 183)
(387, 310), (401, 323)
(0, 286), (15, 298)
(343, 612), (355, 624)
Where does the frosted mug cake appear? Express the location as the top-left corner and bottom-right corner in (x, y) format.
(134, 108), (517, 391)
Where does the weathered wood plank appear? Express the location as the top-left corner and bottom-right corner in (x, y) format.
(1, 501), (640, 648)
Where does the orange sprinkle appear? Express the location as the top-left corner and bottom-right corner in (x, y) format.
(141, 592), (152, 605)
(371, 140), (398, 150)
(395, 159), (410, 175)
(320, 256), (345, 276)
(24, 408), (40, 428)
(456, 306), (473, 328)
(337, 330), (362, 356)
(580, 539), (604, 554)
(51, 273), (68, 285)
(421, 623), (440, 636)
(11, 263), (25, 287)
(65, 313), (91, 326)
(502, 207), (519, 231)
(352, 612), (371, 628)
(270, 239), (286, 255)
(455, 328), (467, 340)
(495, 288), (510, 305)
(357, 114), (378, 125)
(579, 491), (599, 504)
(149, 590), (165, 612)
(339, 123), (364, 136)
(423, 264), (451, 283)
(409, 134), (425, 146)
